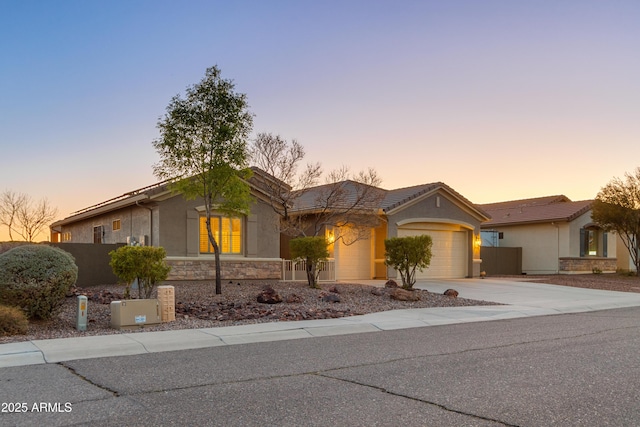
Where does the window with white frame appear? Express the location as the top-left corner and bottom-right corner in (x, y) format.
(199, 216), (242, 254)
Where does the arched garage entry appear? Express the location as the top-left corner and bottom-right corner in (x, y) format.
(397, 221), (471, 279)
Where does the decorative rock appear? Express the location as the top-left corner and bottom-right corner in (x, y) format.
(371, 288), (384, 296)
(321, 293), (341, 303)
(444, 289), (459, 298)
(390, 288), (421, 301)
(385, 280), (399, 288)
(285, 294), (304, 303)
(328, 285), (341, 294)
(318, 291), (340, 302)
(257, 285), (283, 304)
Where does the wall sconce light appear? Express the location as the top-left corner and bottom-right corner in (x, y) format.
(326, 229), (335, 244)
(474, 234), (482, 248)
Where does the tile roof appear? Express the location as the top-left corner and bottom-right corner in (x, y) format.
(479, 195), (593, 227)
(292, 180), (490, 219)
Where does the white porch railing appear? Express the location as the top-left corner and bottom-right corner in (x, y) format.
(282, 259), (336, 282)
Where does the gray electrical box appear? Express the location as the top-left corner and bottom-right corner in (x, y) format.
(76, 295), (88, 331)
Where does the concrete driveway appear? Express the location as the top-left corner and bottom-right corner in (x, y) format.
(414, 277), (640, 313)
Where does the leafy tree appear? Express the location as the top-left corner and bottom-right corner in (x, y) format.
(0, 191), (58, 242)
(109, 246), (171, 299)
(592, 167), (640, 276)
(153, 65), (253, 295)
(290, 236), (329, 288)
(384, 235), (433, 289)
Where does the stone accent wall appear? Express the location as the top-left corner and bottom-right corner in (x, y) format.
(559, 257), (617, 274)
(165, 258), (282, 281)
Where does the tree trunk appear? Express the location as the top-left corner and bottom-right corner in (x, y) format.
(205, 214), (222, 295)
(306, 257), (318, 288)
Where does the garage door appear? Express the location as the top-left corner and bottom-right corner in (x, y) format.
(336, 236), (371, 280)
(398, 227), (468, 279)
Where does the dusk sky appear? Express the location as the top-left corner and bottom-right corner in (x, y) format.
(2, 0), (639, 241)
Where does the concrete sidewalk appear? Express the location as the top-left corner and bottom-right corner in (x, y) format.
(3, 278), (640, 368)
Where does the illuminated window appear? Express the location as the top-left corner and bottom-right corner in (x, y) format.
(113, 219), (121, 231)
(199, 216), (242, 254)
(62, 232), (72, 242)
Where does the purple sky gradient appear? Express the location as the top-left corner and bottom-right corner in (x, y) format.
(1, 0), (639, 240)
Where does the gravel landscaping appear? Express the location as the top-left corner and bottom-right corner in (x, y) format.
(2, 274), (639, 344)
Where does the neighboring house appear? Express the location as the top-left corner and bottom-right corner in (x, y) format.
(478, 195), (618, 274)
(50, 169), (282, 281)
(284, 181), (490, 280)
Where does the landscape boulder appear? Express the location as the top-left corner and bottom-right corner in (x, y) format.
(371, 288), (384, 296)
(319, 292), (341, 303)
(444, 289), (459, 298)
(390, 288), (421, 302)
(384, 280), (399, 288)
(257, 286), (282, 304)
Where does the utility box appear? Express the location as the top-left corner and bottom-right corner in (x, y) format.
(157, 285), (175, 322)
(76, 295), (88, 331)
(110, 299), (161, 329)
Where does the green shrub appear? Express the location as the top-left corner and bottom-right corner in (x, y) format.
(290, 236), (330, 288)
(0, 305), (28, 336)
(0, 245), (78, 320)
(109, 246), (171, 299)
(384, 235), (433, 289)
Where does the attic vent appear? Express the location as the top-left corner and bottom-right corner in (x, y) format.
(436, 196), (441, 208)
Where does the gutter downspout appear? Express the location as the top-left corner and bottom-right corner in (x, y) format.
(552, 222), (559, 274)
(136, 200), (153, 246)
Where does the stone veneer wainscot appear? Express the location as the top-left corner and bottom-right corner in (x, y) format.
(165, 258), (283, 281)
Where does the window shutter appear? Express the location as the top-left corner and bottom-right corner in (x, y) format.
(603, 232), (608, 257)
(579, 228), (585, 257)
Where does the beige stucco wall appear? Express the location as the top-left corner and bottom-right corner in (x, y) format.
(486, 210), (617, 274)
(59, 205), (151, 245)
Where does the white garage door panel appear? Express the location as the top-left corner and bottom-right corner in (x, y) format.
(398, 228), (467, 279)
(336, 237), (371, 280)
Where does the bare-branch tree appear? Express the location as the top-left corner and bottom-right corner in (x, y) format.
(250, 134), (384, 241)
(249, 133), (321, 234)
(1, 191), (58, 242)
(0, 190), (27, 241)
(301, 166), (385, 244)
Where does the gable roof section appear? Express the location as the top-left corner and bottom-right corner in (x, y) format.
(291, 180), (490, 221)
(479, 195), (592, 227)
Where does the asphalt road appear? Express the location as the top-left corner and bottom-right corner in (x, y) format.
(2, 307), (640, 427)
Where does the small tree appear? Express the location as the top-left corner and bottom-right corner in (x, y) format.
(592, 167), (640, 276)
(290, 236), (329, 288)
(153, 65), (254, 295)
(384, 235), (433, 289)
(109, 246), (171, 299)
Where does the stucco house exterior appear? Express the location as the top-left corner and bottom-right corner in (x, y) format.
(50, 169), (282, 281)
(479, 195), (618, 274)
(285, 181), (490, 280)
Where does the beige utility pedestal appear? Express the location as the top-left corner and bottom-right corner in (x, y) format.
(157, 285), (176, 322)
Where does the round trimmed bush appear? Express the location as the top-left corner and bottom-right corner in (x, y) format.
(0, 305), (28, 336)
(0, 245), (78, 320)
